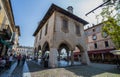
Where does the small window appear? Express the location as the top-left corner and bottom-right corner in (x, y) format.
(45, 23), (48, 35)
(94, 43), (97, 49)
(102, 32), (108, 38)
(92, 34), (97, 40)
(93, 28), (95, 32)
(105, 41), (109, 47)
(62, 18), (68, 33)
(39, 30), (42, 40)
(0, 4), (1, 11)
(36, 35), (38, 43)
(75, 24), (81, 36)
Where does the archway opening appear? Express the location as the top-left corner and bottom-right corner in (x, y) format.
(58, 43), (71, 67)
(42, 41), (50, 58)
(73, 46), (81, 65)
(38, 45), (42, 59)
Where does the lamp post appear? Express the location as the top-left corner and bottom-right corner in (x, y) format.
(85, 0), (117, 16)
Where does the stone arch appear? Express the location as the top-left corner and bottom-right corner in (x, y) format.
(37, 45), (41, 58)
(76, 44), (84, 52)
(58, 43), (70, 52)
(57, 42), (72, 63)
(57, 40), (73, 51)
(34, 47), (38, 59)
(41, 41), (50, 57)
(38, 45), (41, 51)
(75, 44), (89, 64)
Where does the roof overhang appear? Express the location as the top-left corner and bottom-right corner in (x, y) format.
(33, 4), (89, 36)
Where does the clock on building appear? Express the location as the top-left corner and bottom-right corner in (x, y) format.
(92, 35), (97, 40)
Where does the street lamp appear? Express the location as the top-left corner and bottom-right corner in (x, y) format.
(85, 0), (117, 16)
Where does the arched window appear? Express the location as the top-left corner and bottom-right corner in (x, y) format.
(0, 4), (1, 11)
(39, 30), (42, 40)
(45, 23), (48, 35)
(75, 24), (81, 36)
(94, 43), (97, 49)
(62, 18), (68, 33)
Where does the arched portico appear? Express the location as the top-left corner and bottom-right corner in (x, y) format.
(33, 4), (90, 67)
(37, 45), (41, 58)
(34, 47), (38, 60)
(41, 41), (50, 57)
(57, 43), (71, 67)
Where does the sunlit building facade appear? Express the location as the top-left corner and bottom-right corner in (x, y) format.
(33, 4), (90, 67)
(85, 23), (116, 63)
(0, 0), (20, 56)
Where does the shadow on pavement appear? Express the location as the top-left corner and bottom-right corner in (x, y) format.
(64, 64), (120, 77)
(27, 61), (120, 77)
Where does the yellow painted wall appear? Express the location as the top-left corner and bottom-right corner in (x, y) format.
(0, 1), (6, 29)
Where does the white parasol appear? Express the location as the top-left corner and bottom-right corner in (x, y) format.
(110, 50), (120, 55)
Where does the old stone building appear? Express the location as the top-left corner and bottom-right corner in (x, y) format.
(33, 4), (90, 67)
(85, 23), (115, 63)
(12, 26), (20, 52)
(16, 46), (34, 58)
(0, 0), (20, 56)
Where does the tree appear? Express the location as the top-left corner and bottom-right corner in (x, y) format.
(100, 0), (120, 49)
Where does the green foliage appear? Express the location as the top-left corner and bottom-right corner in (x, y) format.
(100, 1), (120, 49)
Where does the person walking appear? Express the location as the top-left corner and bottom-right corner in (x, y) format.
(17, 54), (21, 66)
(44, 53), (49, 68)
(22, 55), (26, 65)
(9, 54), (13, 68)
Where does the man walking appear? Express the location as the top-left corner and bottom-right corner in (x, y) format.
(17, 54), (21, 66)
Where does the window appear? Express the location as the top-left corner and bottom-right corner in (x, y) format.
(75, 24), (81, 36)
(35, 35), (38, 43)
(94, 43), (97, 49)
(92, 34), (97, 40)
(0, 4), (1, 11)
(45, 23), (48, 35)
(62, 18), (68, 33)
(39, 30), (42, 40)
(105, 41), (109, 47)
(93, 28), (95, 32)
(102, 32), (108, 38)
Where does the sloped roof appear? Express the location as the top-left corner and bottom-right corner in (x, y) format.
(33, 4), (88, 36)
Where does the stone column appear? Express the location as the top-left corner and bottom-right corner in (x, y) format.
(101, 53), (104, 60)
(81, 50), (90, 65)
(71, 50), (74, 65)
(58, 51), (60, 61)
(49, 48), (58, 68)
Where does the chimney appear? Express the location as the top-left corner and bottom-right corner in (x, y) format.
(67, 6), (73, 13)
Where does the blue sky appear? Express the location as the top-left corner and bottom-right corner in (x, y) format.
(11, 0), (103, 47)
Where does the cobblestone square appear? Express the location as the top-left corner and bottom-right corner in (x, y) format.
(27, 61), (120, 77)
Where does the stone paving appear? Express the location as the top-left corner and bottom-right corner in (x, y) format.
(27, 61), (120, 77)
(10, 64), (23, 77)
(0, 60), (120, 77)
(0, 61), (24, 77)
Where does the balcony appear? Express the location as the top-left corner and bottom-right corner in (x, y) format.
(0, 29), (12, 40)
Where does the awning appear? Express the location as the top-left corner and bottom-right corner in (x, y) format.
(0, 38), (13, 48)
(88, 48), (115, 54)
(110, 50), (120, 55)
